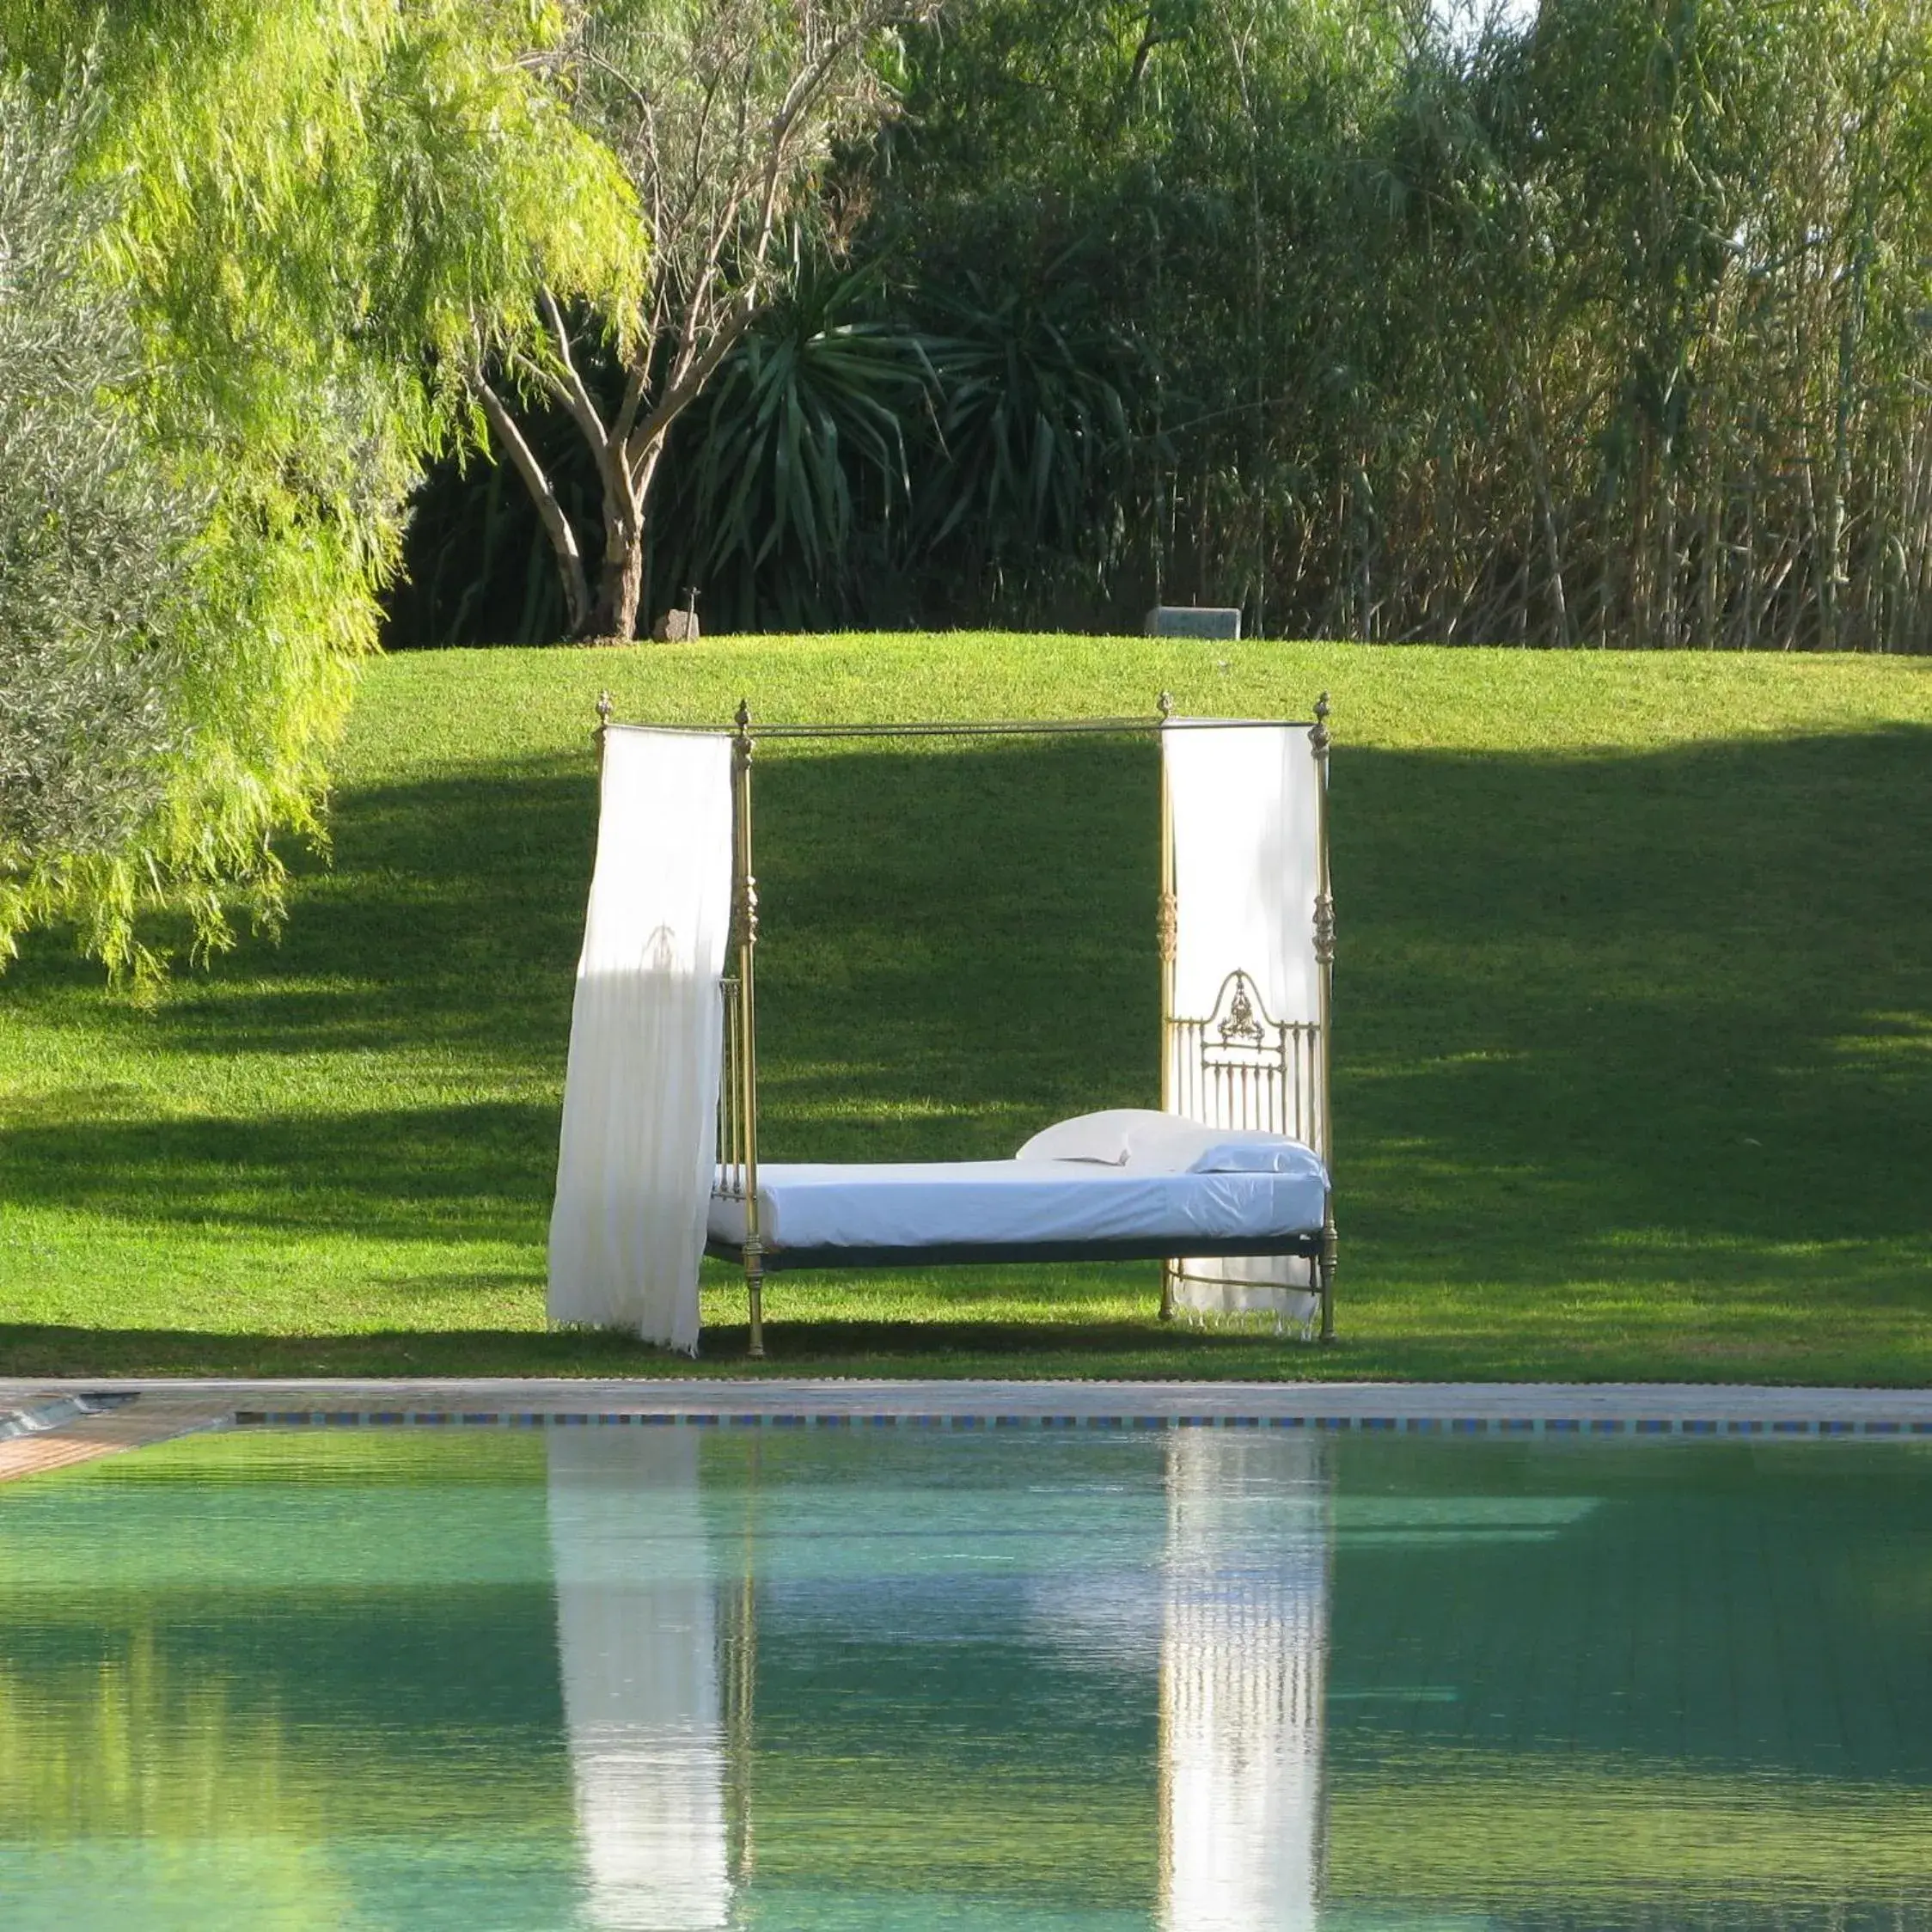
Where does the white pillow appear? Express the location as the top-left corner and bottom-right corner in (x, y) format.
(1013, 1109), (1165, 1165)
(1016, 1110), (1318, 1177)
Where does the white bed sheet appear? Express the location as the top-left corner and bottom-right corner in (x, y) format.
(706, 1156), (1326, 1254)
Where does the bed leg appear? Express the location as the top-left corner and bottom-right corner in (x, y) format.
(744, 1242), (766, 1360)
(1318, 1208), (1337, 1345)
(1159, 1261), (1176, 1323)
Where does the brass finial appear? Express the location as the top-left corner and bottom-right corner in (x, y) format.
(734, 697), (751, 734)
(596, 690), (614, 729)
(1157, 690), (1175, 722)
(1311, 690), (1331, 759)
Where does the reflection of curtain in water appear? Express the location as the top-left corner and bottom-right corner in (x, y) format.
(1161, 1433), (1330, 1932)
(547, 1431), (731, 1932)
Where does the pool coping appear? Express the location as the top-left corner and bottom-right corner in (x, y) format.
(5, 1376), (1932, 1470)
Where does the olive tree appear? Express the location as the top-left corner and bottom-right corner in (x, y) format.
(0, 80), (212, 967)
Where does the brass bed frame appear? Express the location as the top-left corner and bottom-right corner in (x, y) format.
(596, 695), (1336, 1358)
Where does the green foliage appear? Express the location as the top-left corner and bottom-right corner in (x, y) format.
(910, 269), (1142, 611)
(0, 2), (641, 976)
(395, 244), (1148, 637)
(0, 80), (206, 945)
(658, 254), (932, 630)
(646, 249), (1143, 629)
(883, 0), (1932, 645)
(3, 639), (1930, 1381)
(393, 0), (1932, 647)
(465, 0), (933, 639)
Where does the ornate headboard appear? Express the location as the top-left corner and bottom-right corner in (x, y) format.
(1165, 969), (1326, 1159)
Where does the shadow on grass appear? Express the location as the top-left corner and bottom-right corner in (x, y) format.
(0, 1317), (1374, 1381)
(8, 736), (1163, 1127)
(2, 1102), (553, 1240)
(0, 1325), (674, 1379)
(0, 1311), (1877, 1381)
(1339, 723), (1932, 1289)
(0, 1321), (1421, 1383)
(4, 724), (1930, 1372)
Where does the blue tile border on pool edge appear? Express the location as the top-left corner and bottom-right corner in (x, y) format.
(224, 1408), (1932, 1439)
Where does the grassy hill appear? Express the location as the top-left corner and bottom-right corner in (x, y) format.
(3, 635), (1929, 1381)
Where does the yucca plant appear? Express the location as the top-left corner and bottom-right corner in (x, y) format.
(909, 268), (1144, 610)
(650, 251), (938, 630)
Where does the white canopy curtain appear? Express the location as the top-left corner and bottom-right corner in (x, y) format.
(547, 1430), (732, 1932)
(549, 726), (734, 1351)
(1164, 721), (1325, 1326)
(1160, 1432), (1330, 1932)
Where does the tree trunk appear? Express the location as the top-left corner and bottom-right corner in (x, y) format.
(590, 523), (644, 639)
(586, 442), (666, 640)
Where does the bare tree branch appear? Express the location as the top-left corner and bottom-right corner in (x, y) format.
(625, 290), (761, 485)
(539, 292), (611, 443)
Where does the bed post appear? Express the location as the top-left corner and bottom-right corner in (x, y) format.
(732, 699), (767, 1360)
(1311, 693), (1337, 1343)
(1157, 690), (1178, 1323)
(595, 689), (613, 767)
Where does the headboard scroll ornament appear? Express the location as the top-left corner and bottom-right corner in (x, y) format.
(1218, 972), (1267, 1047)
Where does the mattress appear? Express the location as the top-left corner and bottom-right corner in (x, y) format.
(706, 1156), (1326, 1255)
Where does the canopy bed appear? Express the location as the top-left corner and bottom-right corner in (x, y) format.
(548, 696), (1336, 1358)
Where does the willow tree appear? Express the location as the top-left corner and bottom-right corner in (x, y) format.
(0, 3), (640, 976)
(484, 0), (941, 640)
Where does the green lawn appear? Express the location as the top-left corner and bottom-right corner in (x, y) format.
(3, 636), (1930, 1382)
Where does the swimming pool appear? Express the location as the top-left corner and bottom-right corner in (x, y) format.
(2, 1427), (1929, 1929)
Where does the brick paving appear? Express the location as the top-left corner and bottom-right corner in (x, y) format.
(0, 1391), (231, 1483)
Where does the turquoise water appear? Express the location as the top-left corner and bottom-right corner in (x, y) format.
(2, 1428), (1930, 1930)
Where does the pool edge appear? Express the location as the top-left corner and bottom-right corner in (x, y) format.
(4, 1376), (1932, 1476)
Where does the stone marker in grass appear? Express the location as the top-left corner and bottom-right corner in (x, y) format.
(1146, 604), (1242, 639)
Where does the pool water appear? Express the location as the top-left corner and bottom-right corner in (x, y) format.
(2, 1428), (1929, 1930)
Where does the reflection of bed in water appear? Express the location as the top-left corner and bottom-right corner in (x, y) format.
(543, 1428), (1333, 1931)
(1162, 1434), (1330, 1932)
